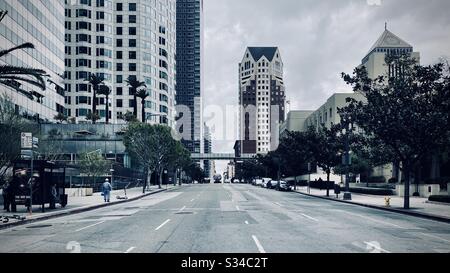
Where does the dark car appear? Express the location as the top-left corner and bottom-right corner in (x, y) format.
(276, 181), (291, 191)
(267, 180), (278, 189)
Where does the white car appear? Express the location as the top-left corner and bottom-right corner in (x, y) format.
(254, 179), (263, 186)
(261, 178), (272, 188)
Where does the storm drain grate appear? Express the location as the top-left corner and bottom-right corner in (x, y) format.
(175, 212), (194, 215)
(26, 224), (53, 229)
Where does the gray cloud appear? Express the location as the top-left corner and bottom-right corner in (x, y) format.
(203, 0), (450, 172)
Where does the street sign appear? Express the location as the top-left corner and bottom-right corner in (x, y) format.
(21, 133), (32, 149)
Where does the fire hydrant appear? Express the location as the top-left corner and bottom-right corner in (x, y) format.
(385, 197), (391, 207)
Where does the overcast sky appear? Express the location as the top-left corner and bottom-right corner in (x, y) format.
(202, 0), (450, 173)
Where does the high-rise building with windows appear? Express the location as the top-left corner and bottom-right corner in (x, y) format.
(237, 47), (286, 155)
(64, 0), (177, 126)
(0, 0), (65, 122)
(360, 26), (420, 79)
(203, 122), (211, 177)
(175, 0), (203, 153)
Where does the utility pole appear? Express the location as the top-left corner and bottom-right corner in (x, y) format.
(343, 119), (352, 201)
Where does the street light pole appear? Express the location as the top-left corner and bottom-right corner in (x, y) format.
(343, 119), (352, 201)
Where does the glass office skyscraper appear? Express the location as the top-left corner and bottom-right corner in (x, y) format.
(176, 0), (203, 153)
(0, 0), (65, 122)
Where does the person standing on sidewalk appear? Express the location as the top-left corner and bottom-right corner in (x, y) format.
(2, 181), (11, 212)
(102, 178), (112, 203)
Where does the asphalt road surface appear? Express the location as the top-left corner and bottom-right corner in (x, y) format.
(0, 184), (449, 253)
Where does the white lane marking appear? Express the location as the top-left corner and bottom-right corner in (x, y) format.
(125, 247), (136, 253)
(236, 205), (240, 211)
(419, 233), (450, 243)
(179, 206), (186, 212)
(190, 199), (195, 202)
(252, 235), (266, 253)
(75, 221), (106, 232)
(337, 210), (404, 229)
(300, 213), (319, 222)
(274, 202), (283, 207)
(245, 221), (249, 225)
(364, 241), (391, 253)
(155, 219), (171, 231)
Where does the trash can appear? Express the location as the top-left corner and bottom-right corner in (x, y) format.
(334, 184), (341, 198)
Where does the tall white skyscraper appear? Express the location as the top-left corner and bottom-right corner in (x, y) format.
(237, 47), (286, 155)
(0, 0), (65, 122)
(64, 0), (177, 126)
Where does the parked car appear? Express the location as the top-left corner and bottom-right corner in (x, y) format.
(233, 179), (240, 184)
(261, 178), (271, 188)
(224, 179), (231, 184)
(254, 179), (263, 187)
(267, 180), (278, 189)
(276, 181), (291, 191)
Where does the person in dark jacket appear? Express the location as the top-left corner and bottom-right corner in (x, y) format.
(2, 182), (11, 212)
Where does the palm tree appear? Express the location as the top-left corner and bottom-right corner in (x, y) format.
(135, 89), (149, 123)
(0, 10), (48, 100)
(98, 85), (111, 124)
(85, 74), (104, 124)
(126, 76), (146, 119)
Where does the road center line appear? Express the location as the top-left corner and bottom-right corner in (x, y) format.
(125, 247), (136, 253)
(75, 221), (106, 232)
(419, 233), (450, 243)
(364, 241), (391, 253)
(155, 219), (171, 231)
(301, 213), (319, 222)
(252, 235), (266, 253)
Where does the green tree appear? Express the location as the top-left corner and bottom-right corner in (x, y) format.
(0, 94), (27, 183)
(185, 162), (205, 183)
(54, 112), (67, 124)
(277, 130), (317, 190)
(341, 55), (450, 209)
(171, 142), (191, 185)
(310, 125), (343, 197)
(123, 123), (179, 190)
(98, 85), (111, 124)
(126, 77), (146, 120)
(136, 88), (149, 123)
(79, 152), (110, 190)
(85, 74), (104, 124)
(235, 159), (265, 182)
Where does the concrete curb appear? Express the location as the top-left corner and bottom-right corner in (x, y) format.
(0, 186), (180, 230)
(294, 191), (450, 224)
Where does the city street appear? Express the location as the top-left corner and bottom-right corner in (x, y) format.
(0, 184), (449, 253)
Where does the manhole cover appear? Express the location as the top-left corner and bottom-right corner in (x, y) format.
(175, 212), (194, 215)
(26, 224), (52, 229)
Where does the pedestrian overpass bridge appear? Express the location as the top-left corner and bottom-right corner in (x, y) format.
(190, 153), (255, 161)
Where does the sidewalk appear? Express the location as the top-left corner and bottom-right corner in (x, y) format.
(294, 186), (450, 222)
(0, 185), (178, 229)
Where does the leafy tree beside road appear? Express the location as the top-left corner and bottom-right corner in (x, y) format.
(123, 123), (187, 190)
(340, 55), (450, 209)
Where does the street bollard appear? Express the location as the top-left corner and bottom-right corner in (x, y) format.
(384, 197), (391, 207)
